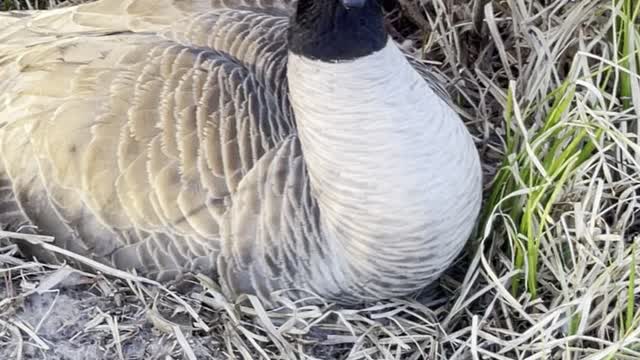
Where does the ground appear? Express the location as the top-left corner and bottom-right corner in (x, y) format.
(2, 0), (640, 359)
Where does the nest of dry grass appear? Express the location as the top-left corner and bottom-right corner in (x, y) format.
(2, 0), (640, 359)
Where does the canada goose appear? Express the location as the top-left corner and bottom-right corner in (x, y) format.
(0, 0), (482, 304)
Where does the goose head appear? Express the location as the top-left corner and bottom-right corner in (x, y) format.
(288, 0), (387, 62)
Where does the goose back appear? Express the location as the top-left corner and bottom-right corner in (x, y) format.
(0, 0), (298, 281)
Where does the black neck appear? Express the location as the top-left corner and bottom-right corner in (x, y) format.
(288, 0), (387, 62)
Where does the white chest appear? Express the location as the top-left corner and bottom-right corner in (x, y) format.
(286, 41), (482, 292)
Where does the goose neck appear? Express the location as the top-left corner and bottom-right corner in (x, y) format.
(287, 41), (482, 299)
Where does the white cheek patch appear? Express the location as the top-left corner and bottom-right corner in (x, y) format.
(342, 0), (367, 8)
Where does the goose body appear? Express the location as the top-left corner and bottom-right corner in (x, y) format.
(0, 0), (482, 303)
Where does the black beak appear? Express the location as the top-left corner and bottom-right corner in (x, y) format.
(341, 0), (367, 8)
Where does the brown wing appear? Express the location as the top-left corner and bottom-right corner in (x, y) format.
(0, 3), (294, 280)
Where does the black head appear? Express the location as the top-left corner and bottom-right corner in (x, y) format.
(288, 0), (387, 62)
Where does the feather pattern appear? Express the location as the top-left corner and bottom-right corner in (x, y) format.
(0, 0), (481, 304)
